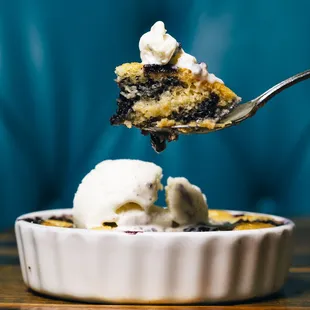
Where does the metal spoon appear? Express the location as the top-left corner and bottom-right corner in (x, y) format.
(144, 69), (310, 136)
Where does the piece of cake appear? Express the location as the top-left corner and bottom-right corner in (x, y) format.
(110, 21), (241, 137)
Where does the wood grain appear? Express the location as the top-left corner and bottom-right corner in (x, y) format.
(1, 218), (310, 309)
(1, 265), (310, 308)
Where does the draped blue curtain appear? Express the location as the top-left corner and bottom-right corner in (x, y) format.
(0, 0), (309, 230)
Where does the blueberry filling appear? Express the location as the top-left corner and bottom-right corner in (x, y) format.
(110, 76), (186, 125)
(233, 219), (283, 226)
(183, 224), (220, 232)
(124, 231), (143, 235)
(139, 76), (185, 100)
(150, 133), (168, 153)
(111, 90), (227, 128)
(21, 217), (43, 224)
(49, 215), (73, 223)
(144, 64), (177, 74)
(110, 94), (135, 125)
(172, 93), (220, 121)
(183, 221), (236, 232)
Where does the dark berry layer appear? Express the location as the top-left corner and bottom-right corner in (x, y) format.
(144, 64), (177, 74)
(183, 224), (220, 232)
(234, 219), (283, 227)
(49, 215), (73, 223)
(139, 77), (185, 100)
(21, 217), (43, 224)
(110, 94), (135, 125)
(172, 93), (220, 121)
(110, 76), (186, 125)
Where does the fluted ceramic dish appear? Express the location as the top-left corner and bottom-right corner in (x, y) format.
(15, 209), (294, 304)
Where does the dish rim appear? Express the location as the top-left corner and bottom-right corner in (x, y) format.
(16, 208), (295, 236)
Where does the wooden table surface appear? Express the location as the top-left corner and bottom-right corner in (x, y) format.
(1, 218), (310, 310)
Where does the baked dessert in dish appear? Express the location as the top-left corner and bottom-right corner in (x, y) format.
(15, 159), (295, 304)
(22, 210), (283, 232)
(21, 159), (284, 232)
(110, 21), (241, 152)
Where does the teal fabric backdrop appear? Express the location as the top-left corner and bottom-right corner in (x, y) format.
(0, 0), (309, 230)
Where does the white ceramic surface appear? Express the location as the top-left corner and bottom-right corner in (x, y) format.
(15, 209), (295, 304)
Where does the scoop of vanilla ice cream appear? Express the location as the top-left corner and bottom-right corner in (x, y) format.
(165, 177), (208, 225)
(73, 159), (163, 229)
(139, 21), (178, 65)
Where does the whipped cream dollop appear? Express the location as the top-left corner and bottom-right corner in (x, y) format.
(139, 21), (223, 84)
(73, 159), (208, 231)
(139, 21), (178, 65)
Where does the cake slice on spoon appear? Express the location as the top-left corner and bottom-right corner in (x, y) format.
(110, 21), (241, 152)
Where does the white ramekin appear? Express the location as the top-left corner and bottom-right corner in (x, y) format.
(15, 209), (295, 304)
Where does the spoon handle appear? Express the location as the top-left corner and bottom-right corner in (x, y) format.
(254, 69), (310, 108)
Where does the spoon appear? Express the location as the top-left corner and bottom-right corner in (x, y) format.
(143, 69), (310, 152)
